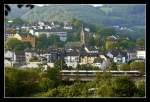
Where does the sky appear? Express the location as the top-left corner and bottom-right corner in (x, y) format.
(34, 4), (103, 7)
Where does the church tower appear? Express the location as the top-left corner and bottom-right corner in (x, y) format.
(80, 25), (85, 46)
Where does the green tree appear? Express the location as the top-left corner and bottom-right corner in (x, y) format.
(87, 36), (96, 46)
(54, 59), (68, 70)
(46, 68), (61, 87)
(38, 77), (55, 92)
(14, 41), (32, 51)
(5, 68), (40, 97)
(135, 80), (145, 97)
(96, 81), (113, 97)
(118, 63), (130, 71)
(130, 61), (145, 74)
(110, 62), (118, 70)
(36, 34), (48, 49)
(13, 17), (26, 25)
(112, 76), (137, 97)
(116, 39), (136, 50)
(5, 38), (31, 51)
(5, 38), (22, 50)
(105, 40), (115, 50)
(99, 27), (116, 37)
(136, 38), (145, 47)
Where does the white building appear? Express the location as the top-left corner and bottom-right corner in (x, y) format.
(137, 50), (145, 59)
(64, 55), (79, 68)
(4, 50), (16, 67)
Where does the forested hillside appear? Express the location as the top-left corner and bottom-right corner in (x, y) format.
(7, 4), (145, 28)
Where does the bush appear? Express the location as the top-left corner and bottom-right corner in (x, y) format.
(130, 61), (145, 74)
(134, 80), (145, 97)
(118, 63), (130, 71)
(111, 76), (137, 97)
(38, 78), (55, 92)
(5, 68), (40, 97)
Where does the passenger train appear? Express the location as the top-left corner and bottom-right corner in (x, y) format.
(60, 70), (141, 77)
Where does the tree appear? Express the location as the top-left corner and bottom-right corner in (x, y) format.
(110, 62), (118, 70)
(87, 36), (96, 46)
(96, 81), (113, 97)
(48, 34), (62, 47)
(54, 59), (68, 70)
(46, 68), (62, 87)
(5, 38), (22, 50)
(14, 42), (32, 51)
(118, 63), (130, 71)
(111, 76), (137, 97)
(36, 34), (48, 49)
(105, 40), (115, 50)
(13, 18), (26, 25)
(71, 18), (82, 27)
(130, 61), (145, 74)
(136, 38), (145, 47)
(5, 68), (40, 97)
(5, 38), (31, 51)
(38, 78), (55, 92)
(135, 80), (145, 97)
(116, 39), (136, 50)
(99, 27), (116, 37)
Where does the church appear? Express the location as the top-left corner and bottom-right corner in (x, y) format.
(65, 25), (85, 48)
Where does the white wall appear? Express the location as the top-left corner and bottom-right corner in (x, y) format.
(137, 50), (145, 59)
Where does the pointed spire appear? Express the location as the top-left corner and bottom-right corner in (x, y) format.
(80, 24), (85, 47)
(82, 24), (84, 32)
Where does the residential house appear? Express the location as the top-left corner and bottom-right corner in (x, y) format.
(15, 51), (26, 66)
(64, 23), (73, 30)
(80, 52), (99, 65)
(24, 48), (38, 63)
(4, 50), (16, 67)
(127, 49), (137, 61)
(93, 57), (104, 69)
(136, 50), (145, 59)
(106, 50), (128, 63)
(40, 48), (65, 67)
(34, 29), (67, 42)
(5, 28), (16, 39)
(64, 48), (80, 68)
(13, 33), (36, 48)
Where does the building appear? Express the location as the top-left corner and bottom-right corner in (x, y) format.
(93, 57), (104, 69)
(106, 50), (128, 63)
(80, 52), (99, 65)
(15, 51), (26, 66)
(127, 49), (137, 61)
(5, 28), (16, 40)
(65, 25), (85, 48)
(64, 48), (80, 68)
(33, 29), (67, 42)
(64, 22), (73, 30)
(4, 50), (16, 67)
(13, 33), (36, 48)
(24, 48), (37, 63)
(136, 50), (145, 59)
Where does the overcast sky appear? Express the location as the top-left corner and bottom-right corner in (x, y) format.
(34, 4), (103, 7)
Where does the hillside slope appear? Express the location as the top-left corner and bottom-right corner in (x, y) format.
(7, 4), (145, 28)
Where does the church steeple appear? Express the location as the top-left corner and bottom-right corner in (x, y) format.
(80, 24), (85, 46)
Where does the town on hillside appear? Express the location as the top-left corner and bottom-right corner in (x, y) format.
(5, 20), (145, 71)
(4, 4), (146, 98)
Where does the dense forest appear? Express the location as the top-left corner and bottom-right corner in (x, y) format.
(7, 4), (145, 28)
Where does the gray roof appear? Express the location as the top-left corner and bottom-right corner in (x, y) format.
(65, 42), (82, 48)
